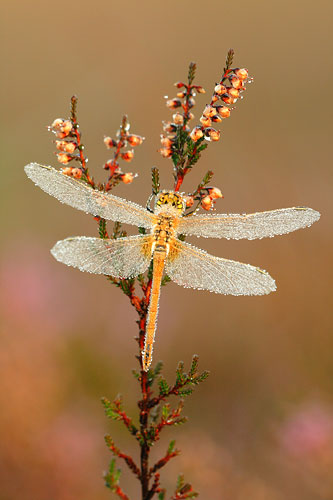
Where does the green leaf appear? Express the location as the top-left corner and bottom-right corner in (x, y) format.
(99, 218), (108, 239)
(101, 396), (122, 421)
(188, 62), (197, 85)
(158, 377), (170, 396)
(161, 275), (171, 286)
(168, 439), (176, 454)
(177, 474), (185, 490)
(162, 404), (170, 420)
(189, 354), (199, 378)
(151, 167), (160, 195)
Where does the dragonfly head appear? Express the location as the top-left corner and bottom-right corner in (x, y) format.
(155, 191), (185, 214)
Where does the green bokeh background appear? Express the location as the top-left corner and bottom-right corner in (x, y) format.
(1, 1), (332, 499)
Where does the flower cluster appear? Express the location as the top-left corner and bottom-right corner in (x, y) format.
(103, 115), (144, 190)
(159, 67), (205, 159)
(157, 50), (250, 212)
(50, 118), (84, 179)
(190, 66), (249, 143)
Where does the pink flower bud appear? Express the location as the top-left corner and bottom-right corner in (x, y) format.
(235, 68), (249, 80)
(188, 112), (195, 120)
(229, 75), (243, 89)
(56, 140), (76, 153)
(200, 115), (212, 127)
(160, 135), (173, 147)
(227, 87), (240, 99)
(211, 94), (219, 103)
(61, 120), (73, 136)
(121, 173), (134, 184)
(221, 94), (234, 105)
(208, 187), (223, 199)
(214, 83), (227, 95)
(57, 153), (72, 164)
(122, 150), (134, 162)
(188, 97), (195, 108)
(177, 90), (186, 98)
(174, 81), (185, 88)
(159, 147), (172, 158)
(173, 112), (184, 125)
(163, 122), (177, 133)
(184, 195), (195, 207)
(201, 196), (213, 211)
(166, 98), (182, 109)
(195, 86), (206, 94)
(104, 136), (117, 148)
(127, 134), (144, 147)
(190, 127), (204, 142)
(203, 105), (216, 118)
(211, 114), (222, 123)
(205, 128), (220, 141)
(51, 118), (64, 129)
(61, 167), (73, 176)
(216, 106), (230, 118)
(71, 168), (82, 179)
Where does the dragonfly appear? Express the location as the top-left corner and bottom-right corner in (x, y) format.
(25, 162), (320, 371)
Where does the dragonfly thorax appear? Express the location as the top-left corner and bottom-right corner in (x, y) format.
(155, 191), (185, 214)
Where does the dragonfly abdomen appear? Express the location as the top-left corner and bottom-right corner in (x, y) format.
(142, 250), (166, 371)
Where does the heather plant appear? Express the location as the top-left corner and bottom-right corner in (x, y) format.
(25, 48), (319, 499)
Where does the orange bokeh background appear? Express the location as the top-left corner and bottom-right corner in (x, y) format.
(1, 1), (332, 498)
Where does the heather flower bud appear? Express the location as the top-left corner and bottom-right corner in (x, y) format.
(122, 150), (134, 162)
(200, 115), (212, 127)
(211, 94), (219, 103)
(61, 120), (73, 136)
(227, 87), (240, 99)
(163, 122), (177, 133)
(187, 97), (195, 108)
(190, 126), (204, 142)
(211, 114), (222, 123)
(205, 128), (220, 141)
(160, 135), (173, 147)
(208, 187), (223, 199)
(214, 83), (227, 95)
(127, 134), (144, 147)
(177, 90), (186, 98)
(57, 153), (72, 164)
(174, 81), (185, 88)
(55, 140), (76, 153)
(195, 86), (206, 94)
(61, 167), (73, 176)
(235, 68), (249, 80)
(121, 172), (134, 184)
(104, 136), (117, 148)
(221, 94), (234, 104)
(188, 112), (194, 120)
(173, 112), (184, 125)
(203, 105), (216, 118)
(71, 168), (82, 179)
(229, 75), (243, 89)
(201, 195), (213, 211)
(184, 195), (195, 207)
(51, 118), (64, 129)
(166, 98), (182, 109)
(159, 147), (172, 158)
(216, 106), (231, 118)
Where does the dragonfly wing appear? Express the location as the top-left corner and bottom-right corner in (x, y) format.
(166, 240), (276, 296)
(178, 207), (320, 240)
(25, 163), (153, 229)
(51, 235), (153, 278)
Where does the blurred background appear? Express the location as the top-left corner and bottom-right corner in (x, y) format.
(1, 0), (332, 498)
